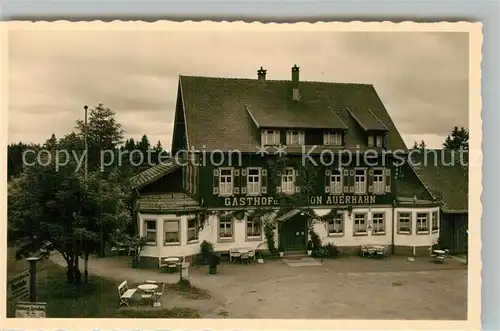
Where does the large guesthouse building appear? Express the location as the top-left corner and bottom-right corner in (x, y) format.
(131, 65), (452, 268)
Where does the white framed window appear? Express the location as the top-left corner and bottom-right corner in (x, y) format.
(327, 214), (343, 236)
(354, 169), (366, 194)
(281, 168), (296, 194)
(218, 217), (234, 240)
(286, 130), (305, 145)
(164, 220), (180, 244)
(219, 168), (233, 196)
(368, 135), (374, 147)
(353, 213), (367, 235)
(432, 211), (439, 233)
(324, 132), (342, 146)
(187, 218), (199, 243)
(375, 136), (383, 147)
(398, 212), (411, 234)
(262, 129), (280, 146)
(371, 213), (385, 234)
(330, 169), (343, 194)
(144, 219), (157, 244)
(416, 212), (429, 234)
(373, 169), (385, 194)
(246, 217), (262, 239)
(247, 168), (261, 195)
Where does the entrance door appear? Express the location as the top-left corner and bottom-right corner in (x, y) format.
(279, 214), (307, 251)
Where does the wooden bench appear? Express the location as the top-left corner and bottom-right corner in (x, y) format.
(117, 280), (137, 307)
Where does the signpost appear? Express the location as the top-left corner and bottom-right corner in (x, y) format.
(8, 256), (47, 318)
(15, 302), (47, 318)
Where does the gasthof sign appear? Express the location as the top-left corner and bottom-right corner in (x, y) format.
(8, 270), (30, 301)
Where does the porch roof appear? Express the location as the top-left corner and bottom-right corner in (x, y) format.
(136, 193), (200, 213)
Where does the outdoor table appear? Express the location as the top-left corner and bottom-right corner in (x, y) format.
(138, 284), (158, 292)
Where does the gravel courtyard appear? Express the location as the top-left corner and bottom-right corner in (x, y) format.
(50, 253), (468, 320)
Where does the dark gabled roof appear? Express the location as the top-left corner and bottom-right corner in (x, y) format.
(179, 75), (407, 152)
(347, 107), (389, 131)
(410, 150), (469, 213)
(136, 193), (199, 213)
(130, 159), (181, 190)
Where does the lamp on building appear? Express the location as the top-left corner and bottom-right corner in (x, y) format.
(413, 194), (418, 204)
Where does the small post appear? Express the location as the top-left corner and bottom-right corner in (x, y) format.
(27, 257), (40, 302)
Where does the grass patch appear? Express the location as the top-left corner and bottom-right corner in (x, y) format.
(7, 260), (200, 318)
(166, 278), (212, 300)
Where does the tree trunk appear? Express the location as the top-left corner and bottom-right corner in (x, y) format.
(84, 252), (89, 284)
(74, 255), (82, 284)
(66, 255), (74, 284)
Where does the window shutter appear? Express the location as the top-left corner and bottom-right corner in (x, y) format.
(261, 169), (268, 194)
(213, 169), (219, 195)
(343, 169), (349, 193)
(295, 169), (301, 177)
(368, 169), (374, 193)
(325, 170), (331, 194)
(349, 169), (355, 193)
(385, 169), (391, 192)
(241, 169), (247, 194)
(234, 169), (240, 194)
(275, 130), (280, 145)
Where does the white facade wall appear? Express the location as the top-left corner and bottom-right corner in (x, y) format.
(312, 207), (393, 247)
(138, 205), (440, 261)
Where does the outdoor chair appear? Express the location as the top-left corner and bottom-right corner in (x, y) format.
(229, 249), (241, 263)
(140, 291), (155, 306)
(248, 250), (256, 261)
(117, 280), (137, 307)
(240, 252), (250, 264)
(155, 282), (167, 298)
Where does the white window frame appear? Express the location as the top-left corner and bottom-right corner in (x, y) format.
(281, 168), (296, 194)
(219, 167), (234, 196)
(416, 212), (429, 234)
(373, 168), (385, 194)
(286, 130), (305, 145)
(368, 135), (374, 147)
(353, 213), (367, 235)
(164, 220), (180, 245)
(262, 129), (280, 146)
(330, 169), (343, 194)
(246, 217), (262, 240)
(354, 169), (366, 194)
(247, 167), (261, 196)
(375, 135), (383, 147)
(432, 211), (439, 233)
(327, 214), (344, 236)
(218, 217), (234, 241)
(371, 212), (385, 235)
(187, 217), (199, 243)
(144, 219), (157, 245)
(397, 212), (411, 234)
(323, 132), (342, 146)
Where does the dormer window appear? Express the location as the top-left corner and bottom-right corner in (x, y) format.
(286, 130), (305, 145)
(324, 132), (342, 146)
(368, 134), (384, 147)
(261, 129), (280, 146)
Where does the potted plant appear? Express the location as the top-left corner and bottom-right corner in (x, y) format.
(200, 240), (214, 265)
(307, 240), (313, 256)
(208, 254), (221, 274)
(278, 242), (285, 258)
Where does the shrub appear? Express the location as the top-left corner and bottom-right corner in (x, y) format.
(309, 228), (322, 251)
(200, 240), (214, 261)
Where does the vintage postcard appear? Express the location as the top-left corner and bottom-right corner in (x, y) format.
(1, 21), (482, 330)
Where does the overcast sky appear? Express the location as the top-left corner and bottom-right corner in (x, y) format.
(8, 28), (469, 149)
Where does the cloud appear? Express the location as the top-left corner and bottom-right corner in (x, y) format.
(8, 28), (469, 149)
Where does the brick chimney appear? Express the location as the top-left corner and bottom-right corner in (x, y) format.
(291, 64), (300, 101)
(257, 66), (267, 83)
